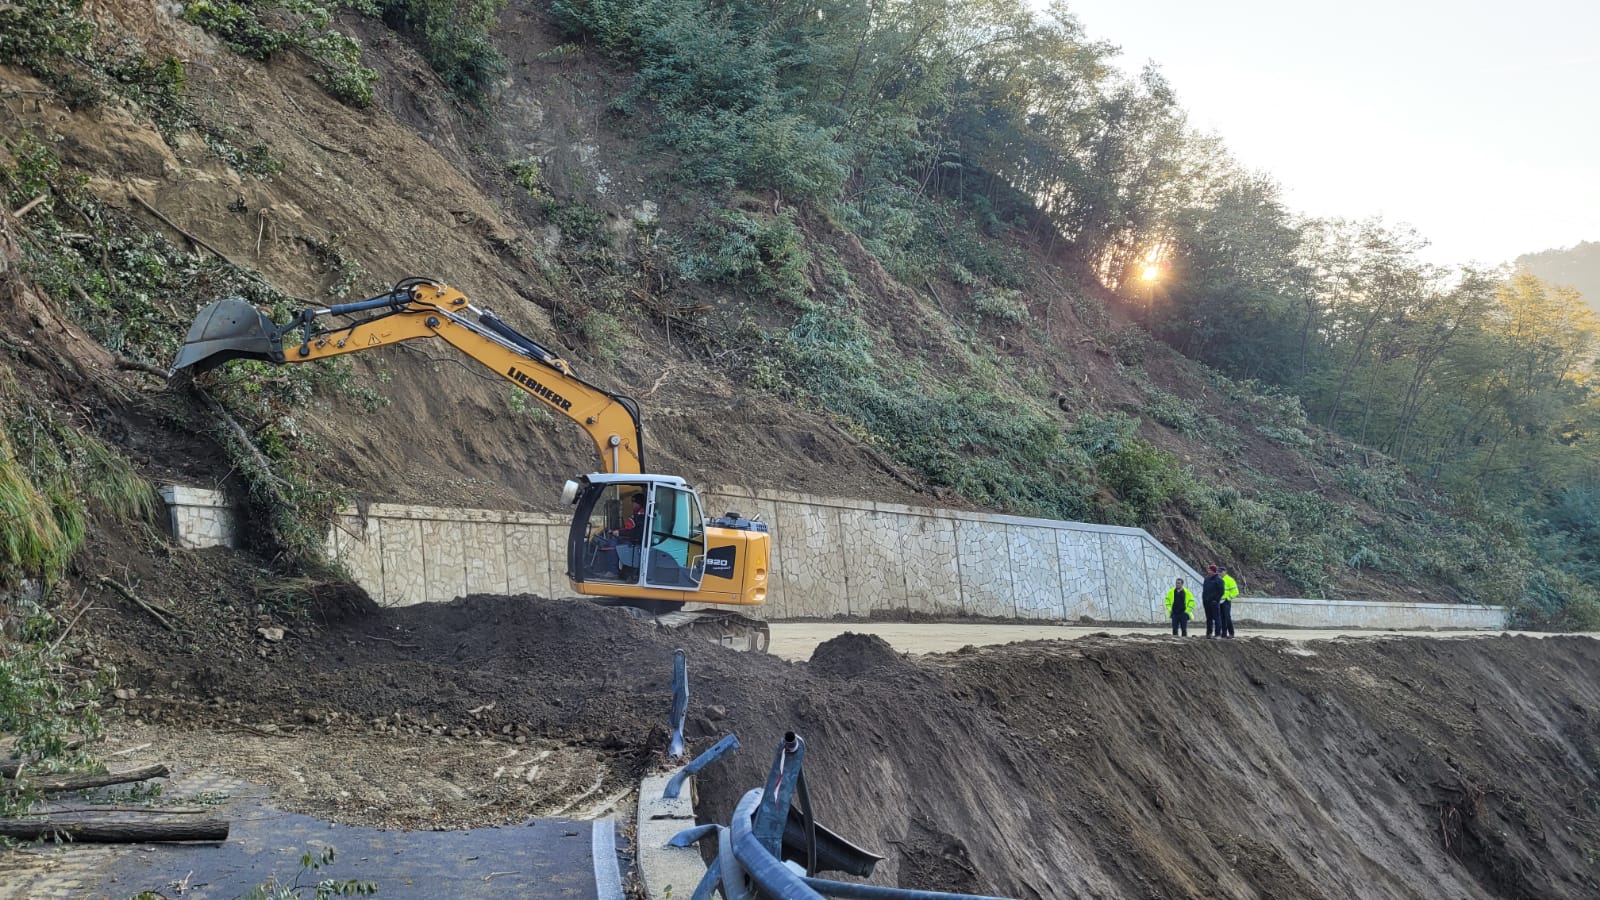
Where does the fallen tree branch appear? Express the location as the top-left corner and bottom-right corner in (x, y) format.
(7, 763), (170, 794)
(96, 576), (177, 632)
(12, 194), (46, 219)
(362, 634), (421, 651)
(128, 193), (247, 271)
(229, 723), (296, 738)
(48, 594), (96, 652)
(0, 815), (227, 843)
(114, 356), (172, 379)
(195, 390), (294, 494)
(826, 421), (924, 494)
(0, 737), (93, 779)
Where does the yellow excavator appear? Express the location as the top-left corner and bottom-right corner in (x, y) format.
(171, 277), (771, 651)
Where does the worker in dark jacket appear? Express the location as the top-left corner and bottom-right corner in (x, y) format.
(1202, 565), (1225, 638)
(1165, 577), (1194, 636)
(1218, 565), (1239, 638)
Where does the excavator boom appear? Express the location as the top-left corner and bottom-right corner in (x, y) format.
(174, 280), (645, 474)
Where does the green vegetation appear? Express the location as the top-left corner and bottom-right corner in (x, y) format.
(179, 0), (508, 107)
(376, 0), (507, 107)
(972, 288), (1028, 324)
(181, 0), (378, 106)
(0, 369), (156, 589)
(756, 300), (1095, 517)
(0, 601), (107, 817)
(675, 210), (809, 303)
(506, 389), (554, 425)
(537, 0), (1600, 624)
(579, 310), (629, 364)
(0, 362), (136, 813)
(509, 157), (548, 201)
(1, 136), (353, 579)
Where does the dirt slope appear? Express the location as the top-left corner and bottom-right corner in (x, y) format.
(103, 588), (1600, 898)
(2, 1), (923, 513)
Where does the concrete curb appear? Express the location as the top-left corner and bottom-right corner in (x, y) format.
(636, 769), (706, 900)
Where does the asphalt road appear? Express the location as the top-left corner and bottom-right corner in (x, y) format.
(764, 622), (1589, 661)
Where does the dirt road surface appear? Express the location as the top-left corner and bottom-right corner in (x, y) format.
(765, 621), (1596, 660)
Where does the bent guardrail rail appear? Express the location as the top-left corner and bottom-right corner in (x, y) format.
(674, 732), (1016, 900)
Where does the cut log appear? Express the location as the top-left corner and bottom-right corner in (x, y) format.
(6, 764), (170, 794)
(0, 815), (228, 843)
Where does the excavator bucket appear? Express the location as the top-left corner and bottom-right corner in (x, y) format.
(171, 299), (284, 374)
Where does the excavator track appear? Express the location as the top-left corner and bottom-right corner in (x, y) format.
(601, 601), (770, 653)
(652, 609), (771, 653)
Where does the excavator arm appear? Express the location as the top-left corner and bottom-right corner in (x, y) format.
(172, 278), (646, 474)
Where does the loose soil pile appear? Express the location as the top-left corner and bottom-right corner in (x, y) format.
(102, 588), (1600, 898)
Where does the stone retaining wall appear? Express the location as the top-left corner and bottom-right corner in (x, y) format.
(161, 485), (1509, 630)
(159, 485), (237, 550)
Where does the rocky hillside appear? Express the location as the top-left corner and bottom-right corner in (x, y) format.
(0, 0), (1565, 612)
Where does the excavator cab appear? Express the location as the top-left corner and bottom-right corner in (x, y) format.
(564, 474), (769, 612)
(567, 475), (706, 591)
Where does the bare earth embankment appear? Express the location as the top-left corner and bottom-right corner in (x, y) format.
(97, 593), (1600, 898)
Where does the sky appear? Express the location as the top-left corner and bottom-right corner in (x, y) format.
(1059, 0), (1598, 268)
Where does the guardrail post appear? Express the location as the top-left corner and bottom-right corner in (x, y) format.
(670, 648), (688, 759)
(755, 731), (805, 857)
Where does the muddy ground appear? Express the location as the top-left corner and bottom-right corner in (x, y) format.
(89, 576), (1600, 899)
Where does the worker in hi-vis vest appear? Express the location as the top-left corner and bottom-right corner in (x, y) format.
(1165, 577), (1194, 637)
(1218, 566), (1239, 638)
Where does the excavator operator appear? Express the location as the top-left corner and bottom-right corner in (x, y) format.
(613, 492), (648, 578)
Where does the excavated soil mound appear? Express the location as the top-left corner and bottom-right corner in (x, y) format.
(100, 588), (1600, 898)
(808, 631), (906, 677)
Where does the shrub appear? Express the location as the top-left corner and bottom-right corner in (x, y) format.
(1093, 436), (1185, 527)
(973, 287), (1028, 324)
(676, 209), (809, 302)
(510, 158), (548, 200)
(580, 310), (629, 363)
(1141, 387), (1201, 435)
(378, 0), (507, 106)
(0, 0), (94, 70)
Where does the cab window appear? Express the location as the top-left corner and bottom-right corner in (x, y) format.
(642, 486), (705, 589)
(571, 482), (648, 584)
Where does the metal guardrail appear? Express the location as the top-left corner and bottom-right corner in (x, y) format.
(660, 653), (1015, 899)
(671, 730), (1016, 900)
(665, 734), (740, 800)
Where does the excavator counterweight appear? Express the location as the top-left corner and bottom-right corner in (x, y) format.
(172, 278), (770, 650)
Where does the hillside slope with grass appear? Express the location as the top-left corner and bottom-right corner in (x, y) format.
(0, 0), (1595, 629)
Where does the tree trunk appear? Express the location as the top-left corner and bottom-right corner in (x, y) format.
(6, 764), (169, 794)
(0, 815), (228, 843)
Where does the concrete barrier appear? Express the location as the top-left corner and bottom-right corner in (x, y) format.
(1236, 597), (1505, 630)
(159, 484), (1509, 630)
